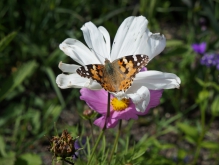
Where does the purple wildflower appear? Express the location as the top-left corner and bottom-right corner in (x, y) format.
(200, 53), (219, 70)
(73, 137), (86, 160)
(192, 42), (206, 54)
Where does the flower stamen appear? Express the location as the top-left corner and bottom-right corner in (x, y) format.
(111, 97), (130, 111)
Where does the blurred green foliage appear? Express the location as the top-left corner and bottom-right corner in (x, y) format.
(0, 0), (219, 164)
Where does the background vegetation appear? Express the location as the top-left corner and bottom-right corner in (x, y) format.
(0, 0), (219, 164)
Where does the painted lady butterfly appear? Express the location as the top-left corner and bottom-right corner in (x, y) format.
(76, 55), (149, 93)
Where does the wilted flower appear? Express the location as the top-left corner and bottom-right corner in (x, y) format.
(49, 130), (79, 159)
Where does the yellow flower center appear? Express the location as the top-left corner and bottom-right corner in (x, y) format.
(111, 97), (130, 111)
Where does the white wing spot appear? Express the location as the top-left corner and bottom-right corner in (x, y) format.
(141, 54), (143, 57)
(133, 55), (137, 61)
(123, 58), (128, 63)
(86, 73), (90, 75)
(84, 66), (88, 71)
(137, 62), (140, 66)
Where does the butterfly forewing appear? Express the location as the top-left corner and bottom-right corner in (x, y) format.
(76, 64), (104, 84)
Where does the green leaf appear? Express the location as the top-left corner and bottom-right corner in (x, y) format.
(177, 149), (187, 159)
(29, 109), (41, 134)
(201, 141), (219, 150)
(160, 143), (175, 149)
(201, 0), (219, 35)
(132, 148), (146, 160)
(197, 90), (209, 103)
(43, 67), (65, 108)
(0, 104), (24, 127)
(196, 78), (219, 91)
(15, 153), (42, 165)
(0, 61), (38, 101)
(177, 122), (199, 141)
(0, 136), (6, 157)
(166, 40), (184, 47)
(211, 96), (219, 116)
(0, 31), (17, 52)
(0, 152), (16, 165)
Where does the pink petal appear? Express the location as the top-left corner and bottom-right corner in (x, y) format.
(93, 115), (119, 129)
(80, 88), (111, 115)
(111, 101), (138, 120)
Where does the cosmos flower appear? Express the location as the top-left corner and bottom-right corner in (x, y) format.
(56, 16), (181, 112)
(80, 87), (163, 129)
(192, 42), (206, 54)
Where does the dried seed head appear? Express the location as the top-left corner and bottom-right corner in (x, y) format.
(49, 130), (77, 158)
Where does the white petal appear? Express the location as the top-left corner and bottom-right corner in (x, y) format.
(58, 62), (81, 73)
(98, 26), (111, 58)
(132, 71), (181, 90)
(81, 22), (109, 63)
(112, 91), (128, 100)
(144, 33), (166, 60)
(59, 38), (100, 65)
(56, 73), (102, 90)
(128, 86), (150, 112)
(111, 16), (149, 61)
(133, 30), (150, 55)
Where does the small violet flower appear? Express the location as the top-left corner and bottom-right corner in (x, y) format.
(80, 87), (163, 129)
(200, 53), (219, 70)
(73, 138), (86, 160)
(192, 42), (206, 54)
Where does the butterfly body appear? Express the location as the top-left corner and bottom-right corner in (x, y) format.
(76, 55), (149, 93)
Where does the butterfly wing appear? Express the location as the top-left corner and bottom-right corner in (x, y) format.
(76, 64), (104, 85)
(76, 54), (149, 93)
(112, 54), (149, 92)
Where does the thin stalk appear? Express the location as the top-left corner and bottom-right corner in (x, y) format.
(108, 120), (122, 165)
(104, 92), (111, 129)
(193, 102), (207, 164)
(62, 158), (74, 165)
(87, 129), (105, 165)
(88, 119), (95, 146)
(87, 92), (111, 165)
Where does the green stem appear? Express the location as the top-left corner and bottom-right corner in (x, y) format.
(87, 92), (111, 165)
(62, 158), (74, 165)
(193, 102), (207, 164)
(87, 129), (105, 165)
(193, 114), (216, 165)
(88, 119), (95, 146)
(108, 120), (122, 165)
(104, 92), (111, 129)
